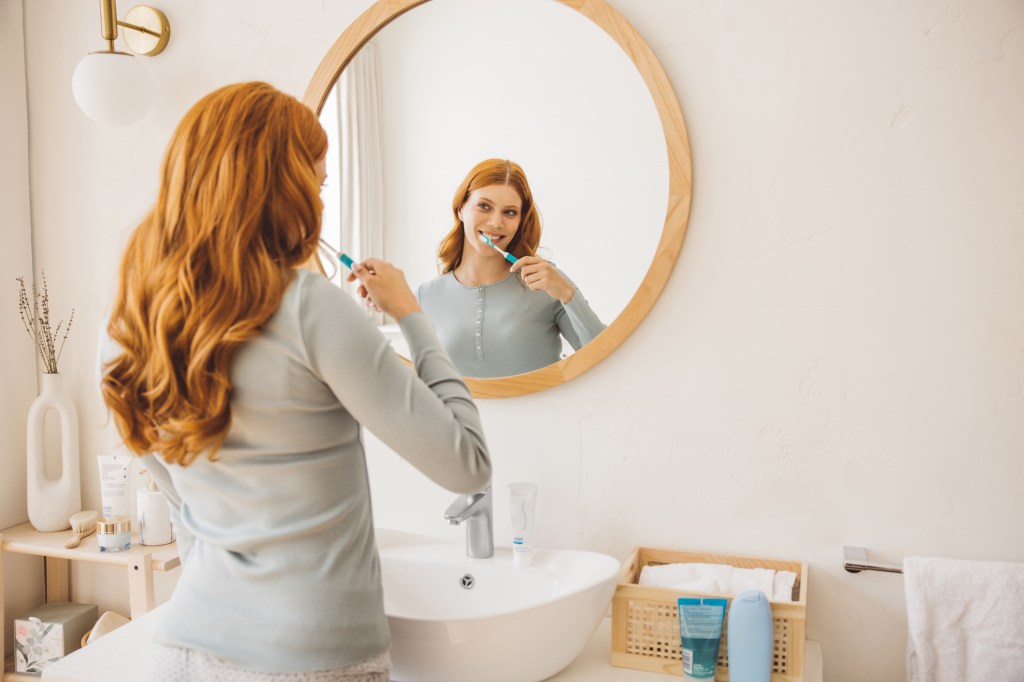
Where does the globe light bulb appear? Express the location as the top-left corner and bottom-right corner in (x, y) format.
(71, 52), (154, 127)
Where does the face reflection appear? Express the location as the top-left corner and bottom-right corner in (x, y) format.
(459, 184), (523, 259)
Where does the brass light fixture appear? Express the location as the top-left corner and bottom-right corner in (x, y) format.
(71, 1), (171, 127)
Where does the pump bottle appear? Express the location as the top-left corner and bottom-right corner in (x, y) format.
(137, 469), (175, 546)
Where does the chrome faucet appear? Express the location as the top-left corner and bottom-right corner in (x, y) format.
(444, 486), (494, 558)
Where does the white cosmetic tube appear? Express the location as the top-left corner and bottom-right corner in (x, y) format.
(97, 454), (130, 518)
(509, 482), (538, 567)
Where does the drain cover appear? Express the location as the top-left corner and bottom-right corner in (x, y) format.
(459, 573), (475, 590)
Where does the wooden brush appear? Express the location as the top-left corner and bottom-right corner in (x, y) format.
(64, 510), (100, 548)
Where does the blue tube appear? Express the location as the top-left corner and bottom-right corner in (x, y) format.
(678, 597), (727, 680)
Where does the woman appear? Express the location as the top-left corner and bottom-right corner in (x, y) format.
(101, 82), (490, 682)
(418, 158), (605, 378)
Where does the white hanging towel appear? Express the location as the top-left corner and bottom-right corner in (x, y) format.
(904, 556), (1024, 682)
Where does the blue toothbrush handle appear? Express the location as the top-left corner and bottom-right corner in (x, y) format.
(339, 253), (355, 270)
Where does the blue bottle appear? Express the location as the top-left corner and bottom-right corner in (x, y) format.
(727, 590), (773, 682)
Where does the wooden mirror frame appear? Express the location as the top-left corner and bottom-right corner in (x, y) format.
(303, 0), (691, 399)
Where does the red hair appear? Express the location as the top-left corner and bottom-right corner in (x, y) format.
(101, 82), (327, 465)
(437, 159), (541, 273)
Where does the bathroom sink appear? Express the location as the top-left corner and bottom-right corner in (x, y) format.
(375, 529), (620, 682)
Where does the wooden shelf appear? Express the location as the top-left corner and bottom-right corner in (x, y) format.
(0, 523), (179, 572)
(1, 522), (180, 679)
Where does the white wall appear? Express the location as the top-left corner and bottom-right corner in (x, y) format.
(1, 0), (46, 656)
(13, 1), (1024, 680)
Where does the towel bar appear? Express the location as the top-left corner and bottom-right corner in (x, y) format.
(843, 545), (903, 574)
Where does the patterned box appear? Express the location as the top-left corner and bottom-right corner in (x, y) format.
(14, 601), (98, 675)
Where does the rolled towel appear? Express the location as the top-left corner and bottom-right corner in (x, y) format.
(639, 562), (733, 594)
(638, 563), (798, 603)
(772, 570), (798, 602)
(727, 567), (775, 600)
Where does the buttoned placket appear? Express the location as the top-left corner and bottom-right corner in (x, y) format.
(474, 287), (485, 361)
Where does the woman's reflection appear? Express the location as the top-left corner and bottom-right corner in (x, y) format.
(418, 159), (605, 378)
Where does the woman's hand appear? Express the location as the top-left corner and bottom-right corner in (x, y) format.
(346, 258), (422, 321)
(509, 256), (575, 304)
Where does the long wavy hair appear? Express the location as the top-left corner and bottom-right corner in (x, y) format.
(101, 82), (328, 466)
(437, 159), (541, 274)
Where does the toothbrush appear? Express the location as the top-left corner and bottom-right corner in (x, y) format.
(323, 244), (356, 270)
(336, 251), (377, 277)
(478, 233), (518, 265)
(336, 252), (356, 270)
(318, 239), (363, 277)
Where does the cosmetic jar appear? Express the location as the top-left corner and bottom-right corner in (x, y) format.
(96, 515), (132, 552)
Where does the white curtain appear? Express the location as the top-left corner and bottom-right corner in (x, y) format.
(331, 43), (385, 322)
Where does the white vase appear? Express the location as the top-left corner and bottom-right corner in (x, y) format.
(26, 373), (81, 532)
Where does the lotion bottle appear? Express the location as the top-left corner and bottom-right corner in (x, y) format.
(727, 590), (773, 682)
(137, 469), (175, 546)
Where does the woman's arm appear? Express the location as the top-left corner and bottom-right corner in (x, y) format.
(510, 256), (575, 303)
(555, 285), (606, 350)
(300, 272), (491, 493)
(508, 257), (606, 350)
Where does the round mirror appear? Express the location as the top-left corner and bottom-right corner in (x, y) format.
(304, 0), (691, 398)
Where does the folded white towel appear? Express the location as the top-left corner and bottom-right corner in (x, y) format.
(773, 569), (798, 602)
(639, 562), (733, 593)
(726, 567), (776, 599)
(638, 563), (798, 602)
(905, 556), (1024, 682)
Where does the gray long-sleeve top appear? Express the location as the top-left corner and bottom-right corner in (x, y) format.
(418, 270), (606, 378)
(138, 268), (490, 673)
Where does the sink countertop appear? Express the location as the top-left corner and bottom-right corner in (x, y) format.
(548, 617), (823, 682)
(42, 608), (822, 682)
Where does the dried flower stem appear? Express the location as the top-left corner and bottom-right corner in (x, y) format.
(16, 272), (74, 374)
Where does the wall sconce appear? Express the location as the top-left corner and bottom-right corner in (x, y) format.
(71, 1), (171, 127)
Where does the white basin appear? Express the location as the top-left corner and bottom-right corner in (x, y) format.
(376, 529), (620, 682)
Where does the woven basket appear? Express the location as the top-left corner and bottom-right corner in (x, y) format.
(611, 546), (808, 681)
